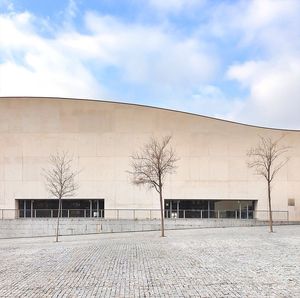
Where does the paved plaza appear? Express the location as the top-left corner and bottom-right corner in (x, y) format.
(0, 225), (299, 297)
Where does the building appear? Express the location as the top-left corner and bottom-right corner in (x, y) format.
(0, 97), (299, 221)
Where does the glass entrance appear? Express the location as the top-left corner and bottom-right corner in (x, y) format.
(164, 199), (256, 219)
(17, 199), (105, 218)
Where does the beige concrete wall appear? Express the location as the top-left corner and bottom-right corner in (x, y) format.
(0, 218), (282, 239)
(0, 97), (299, 220)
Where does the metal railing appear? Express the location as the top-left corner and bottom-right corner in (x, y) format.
(164, 209), (289, 221)
(0, 208), (289, 221)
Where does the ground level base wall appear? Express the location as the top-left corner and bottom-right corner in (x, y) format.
(0, 218), (296, 239)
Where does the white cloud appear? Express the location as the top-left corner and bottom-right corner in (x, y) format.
(0, 10), (217, 100)
(210, 0), (300, 42)
(68, 12), (217, 86)
(63, 0), (79, 27)
(0, 61), (101, 98)
(219, 0), (300, 128)
(0, 0), (14, 11)
(227, 57), (300, 128)
(164, 85), (242, 119)
(0, 12), (103, 98)
(148, 0), (204, 14)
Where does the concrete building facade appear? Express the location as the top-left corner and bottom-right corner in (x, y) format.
(0, 97), (299, 221)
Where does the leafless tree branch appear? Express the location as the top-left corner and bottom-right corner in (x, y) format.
(43, 151), (79, 242)
(247, 136), (289, 232)
(128, 136), (179, 237)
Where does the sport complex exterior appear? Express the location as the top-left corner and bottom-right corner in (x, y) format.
(0, 97), (299, 222)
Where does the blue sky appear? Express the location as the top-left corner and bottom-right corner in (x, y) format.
(1, 0), (300, 128)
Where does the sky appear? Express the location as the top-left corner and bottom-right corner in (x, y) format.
(0, 0), (300, 129)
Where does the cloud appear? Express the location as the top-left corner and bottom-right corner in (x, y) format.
(217, 0), (300, 128)
(0, 0), (14, 11)
(0, 11), (103, 98)
(61, 12), (217, 87)
(164, 85), (242, 119)
(227, 57), (300, 128)
(209, 0), (300, 42)
(0, 8), (217, 102)
(148, 0), (205, 14)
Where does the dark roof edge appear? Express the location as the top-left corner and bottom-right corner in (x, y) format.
(1, 96), (299, 132)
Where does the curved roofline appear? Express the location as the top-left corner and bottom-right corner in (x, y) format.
(1, 96), (300, 132)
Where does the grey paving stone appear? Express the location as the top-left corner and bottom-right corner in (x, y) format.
(0, 226), (299, 297)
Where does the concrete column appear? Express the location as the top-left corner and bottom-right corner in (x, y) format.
(239, 202), (242, 219)
(96, 200), (99, 218)
(31, 200), (33, 218)
(208, 201), (210, 219)
(90, 200), (92, 218)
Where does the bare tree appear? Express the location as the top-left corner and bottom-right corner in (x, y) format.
(129, 136), (178, 237)
(43, 152), (79, 242)
(247, 136), (289, 232)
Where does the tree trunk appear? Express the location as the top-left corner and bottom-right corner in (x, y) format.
(159, 186), (165, 237)
(268, 181), (273, 233)
(56, 197), (62, 242)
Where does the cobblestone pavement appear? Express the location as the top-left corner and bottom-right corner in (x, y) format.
(0, 225), (299, 298)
